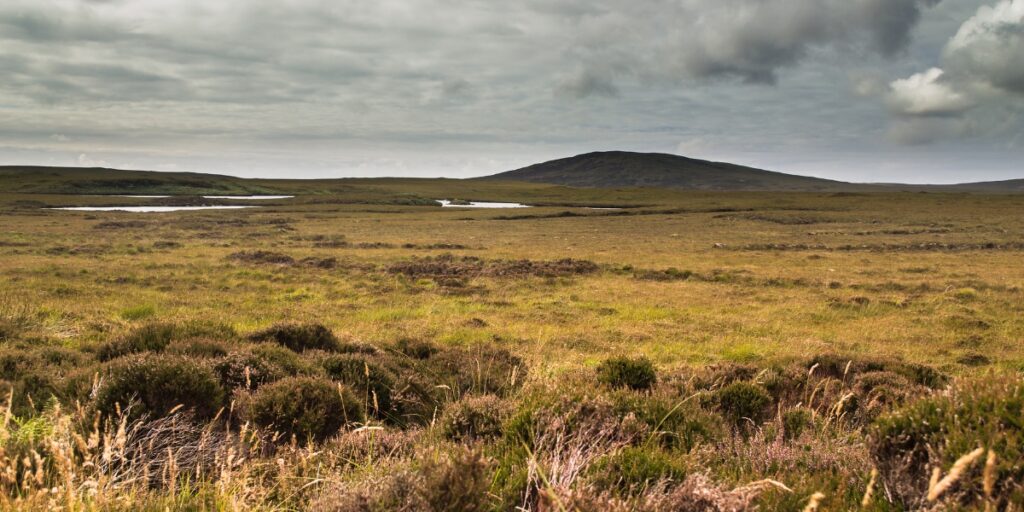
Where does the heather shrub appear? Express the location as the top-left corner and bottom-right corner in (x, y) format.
(214, 350), (288, 390)
(250, 342), (317, 375)
(597, 356), (657, 391)
(395, 338), (438, 359)
(314, 447), (494, 512)
(95, 354), (225, 420)
(715, 381), (772, 429)
(319, 354), (395, 418)
(689, 363), (758, 391)
(588, 446), (687, 497)
(610, 389), (724, 451)
(97, 321), (236, 361)
(807, 353), (947, 389)
(249, 376), (363, 442)
(165, 338), (232, 358)
(427, 346), (526, 397)
(439, 394), (508, 442)
(782, 408), (812, 441)
(248, 323), (341, 352)
(871, 376), (1024, 508)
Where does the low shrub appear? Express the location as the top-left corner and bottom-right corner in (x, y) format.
(95, 354), (225, 420)
(610, 390), (724, 451)
(715, 382), (772, 429)
(248, 323), (341, 352)
(165, 338), (232, 358)
(806, 353), (947, 389)
(97, 321), (236, 361)
(0, 345), (94, 415)
(395, 338), (438, 359)
(314, 447), (494, 511)
(319, 354), (395, 418)
(871, 376), (1024, 508)
(781, 408), (812, 441)
(249, 376), (363, 442)
(689, 363), (758, 391)
(214, 343), (316, 392)
(439, 394), (508, 442)
(249, 342), (316, 375)
(597, 356), (657, 391)
(427, 346), (527, 397)
(588, 446), (687, 497)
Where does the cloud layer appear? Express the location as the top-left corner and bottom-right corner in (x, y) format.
(0, 0), (1021, 181)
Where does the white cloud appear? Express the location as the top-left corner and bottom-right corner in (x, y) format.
(944, 0), (1024, 93)
(887, 68), (973, 115)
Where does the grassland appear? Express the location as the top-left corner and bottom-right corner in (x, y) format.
(0, 183), (1022, 510)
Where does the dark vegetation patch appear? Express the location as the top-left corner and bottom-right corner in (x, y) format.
(386, 255), (599, 279)
(45, 245), (109, 256)
(94, 220), (149, 229)
(715, 212), (838, 225)
(723, 242), (1024, 252)
(227, 250), (295, 265)
(94, 354), (225, 420)
(97, 321), (236, 361)
(596, 356), (657, 391)
(152, 240), (181, 249)
(247, 323), (342, 352)
(247, 376), (364, 442)
(631, 267), (817, 289)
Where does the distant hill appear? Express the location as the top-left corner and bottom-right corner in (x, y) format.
(0, 166), (273, 195)
(481, 151), (861, 191)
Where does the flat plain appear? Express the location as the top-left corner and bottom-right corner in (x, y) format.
(1, 183), (1022, 510)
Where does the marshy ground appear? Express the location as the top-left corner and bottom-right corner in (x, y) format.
(0, 187), (1022, 510)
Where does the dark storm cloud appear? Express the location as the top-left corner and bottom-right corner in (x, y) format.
(558, 0), (944, 89)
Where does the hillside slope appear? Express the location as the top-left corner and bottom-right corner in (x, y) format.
(482, 151), (858, 191)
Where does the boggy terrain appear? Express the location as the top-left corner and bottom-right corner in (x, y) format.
(0, 186), (1023, 510)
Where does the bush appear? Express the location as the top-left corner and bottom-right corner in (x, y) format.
(782, 408), (812, 441)
(395, 338), (438, 359)
(214, 343), (316, 392)
(249, 377), (363, 442)
(610, 390), (724, 451)
(715, 382), (772, 428)
(871, 376), (1024, 508)
(589, 446), (686, 497)
(95, 354), (225, 420)
(806, 353), (947, 389)
(316, 447), (494, 511)
(0, 345), (93, 416)
(165, 338), (232, 358)
(97, 321), (236, 361)
(249, 342), (316, 375)
(440, 395), (508, 442)
(427, 346), (527, 397)
(247, 323), (341, 352)
(319, 354), (395, 418)
(596, 357), (657, 391)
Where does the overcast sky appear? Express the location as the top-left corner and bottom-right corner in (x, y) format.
(1, 0), (1022, 183)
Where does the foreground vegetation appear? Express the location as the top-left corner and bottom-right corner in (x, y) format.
(1, 183), (1022, 510)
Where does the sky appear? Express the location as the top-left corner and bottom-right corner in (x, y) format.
(0, 0), (1022, 183)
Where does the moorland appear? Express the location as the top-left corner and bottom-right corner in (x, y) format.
(0, 168), (1022, 510)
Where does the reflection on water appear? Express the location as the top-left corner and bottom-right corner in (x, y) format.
(202, 195), (294, 200)
(49, 206), (258, 212)
(438, 200), (530, 208)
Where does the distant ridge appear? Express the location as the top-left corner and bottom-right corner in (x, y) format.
(481, 151), (859, 191)
(1, 157), (1022, 194)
